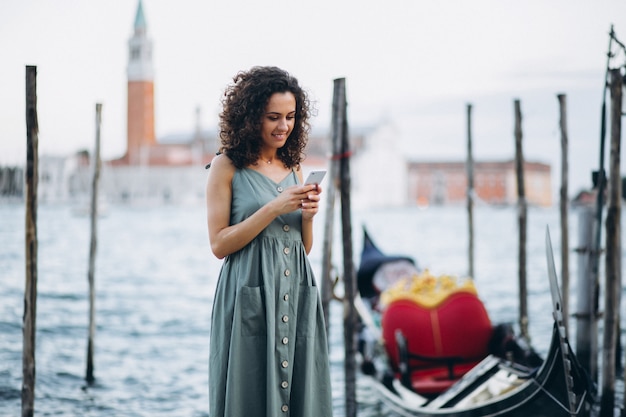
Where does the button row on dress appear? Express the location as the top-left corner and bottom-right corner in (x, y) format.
(278, 227), (291, 413)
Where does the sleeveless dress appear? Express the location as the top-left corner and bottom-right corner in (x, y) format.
(209, 167), (333, 417)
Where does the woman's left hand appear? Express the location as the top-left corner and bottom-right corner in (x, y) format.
(301, 184), (322, 221)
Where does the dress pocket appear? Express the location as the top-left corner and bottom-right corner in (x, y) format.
(239, 286), (266, 337)
(296, 286), (320, 338)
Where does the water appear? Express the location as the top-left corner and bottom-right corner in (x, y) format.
(0, 202), (610, 415)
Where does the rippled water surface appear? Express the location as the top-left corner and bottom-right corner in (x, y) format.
(0, 203), (608, 416)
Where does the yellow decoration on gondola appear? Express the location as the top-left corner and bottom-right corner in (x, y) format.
(379, 269), (477, 309)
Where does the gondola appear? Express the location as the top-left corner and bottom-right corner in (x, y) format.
(355, 227), (596, 417)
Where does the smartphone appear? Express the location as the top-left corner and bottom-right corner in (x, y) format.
(304, 170), (326, 185)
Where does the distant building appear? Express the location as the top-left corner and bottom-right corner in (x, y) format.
(350, 122), (409, 208)
(100, 0), (219, 205)
(29, 0), (554, 209)
(408, 160), (552, 207)
(36, 151), (92, 205)
(0, 166), (24, 201)
(109, 0), (217, 169)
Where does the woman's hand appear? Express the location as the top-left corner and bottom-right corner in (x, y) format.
(301, 184), (322, 221)
(298, 183), (321, 254)
(271, 184), (321, 218)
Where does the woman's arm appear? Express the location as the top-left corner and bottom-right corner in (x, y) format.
(206, 155), (273, 259)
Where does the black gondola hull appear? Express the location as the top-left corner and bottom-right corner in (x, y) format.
(356, 228), (595, 417)
(364, 324), (594, 416)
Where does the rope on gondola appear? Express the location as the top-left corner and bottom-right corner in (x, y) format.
(330, 274), (343, 302)
(330, 150), (352, 160)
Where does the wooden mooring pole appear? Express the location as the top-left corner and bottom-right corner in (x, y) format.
(557, 93), (570, 332)
(514, 99), (529, 343)
(466, 103), (475, 280)
(86, 103), (103, 385)
(600, 68), (622, 417)
(585, 28), (612, 386)
(335, 78), (358, 417)
(575, 206), (595, 378)
(22, 65), (39, 417)
(320, 77), (344, 335)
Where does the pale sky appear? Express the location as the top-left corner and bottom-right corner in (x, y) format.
(1, 0), (625, 194)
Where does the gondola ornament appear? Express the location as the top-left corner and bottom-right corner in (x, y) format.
(545, 227), (577, 416)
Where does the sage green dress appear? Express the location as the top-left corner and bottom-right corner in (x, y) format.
(209, 168), (332, 417)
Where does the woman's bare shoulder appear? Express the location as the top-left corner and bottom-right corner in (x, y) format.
(209, 154), (236, 174)
(206, 154), (236, 189)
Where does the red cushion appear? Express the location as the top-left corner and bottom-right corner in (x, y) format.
(381, 292), (492, 394)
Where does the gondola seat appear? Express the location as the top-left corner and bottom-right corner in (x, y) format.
(381, 291), (493, 396)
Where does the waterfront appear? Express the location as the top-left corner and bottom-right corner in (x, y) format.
(0, 202), (608, 415)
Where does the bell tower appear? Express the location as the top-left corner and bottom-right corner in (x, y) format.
(126, 0), (155, 165)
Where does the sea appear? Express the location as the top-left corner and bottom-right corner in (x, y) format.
(0, 201), (620, 416)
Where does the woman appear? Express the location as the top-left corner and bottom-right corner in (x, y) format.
(205, 66), (332, 417)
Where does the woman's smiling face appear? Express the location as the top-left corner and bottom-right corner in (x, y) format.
(260, 92), (296, 150)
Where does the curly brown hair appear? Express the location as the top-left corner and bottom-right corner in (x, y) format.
(218, 66), (313, 169)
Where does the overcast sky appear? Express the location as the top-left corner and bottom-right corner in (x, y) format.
(1, 0), (625, 193)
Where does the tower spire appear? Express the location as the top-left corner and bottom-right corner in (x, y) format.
(134, 0), (147, 33)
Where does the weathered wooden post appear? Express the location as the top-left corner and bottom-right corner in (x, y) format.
(514, 99), (529, 343)
(466, 103), (475, 280)
(320, 181), (335, 336)
(557, 94), (570, 331)
(336, 78), (357, 417)
(320, 77), (345, 334)
(22, 65), (38, 417)
(600, 68), (622, 417)
(86, 103), (103, 385)
(575, 206), (595, 377)
(585, 29), (613, 386)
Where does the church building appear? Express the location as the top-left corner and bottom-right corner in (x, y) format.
(102, 0), (217, 204)
(110, 0), (215, 169)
